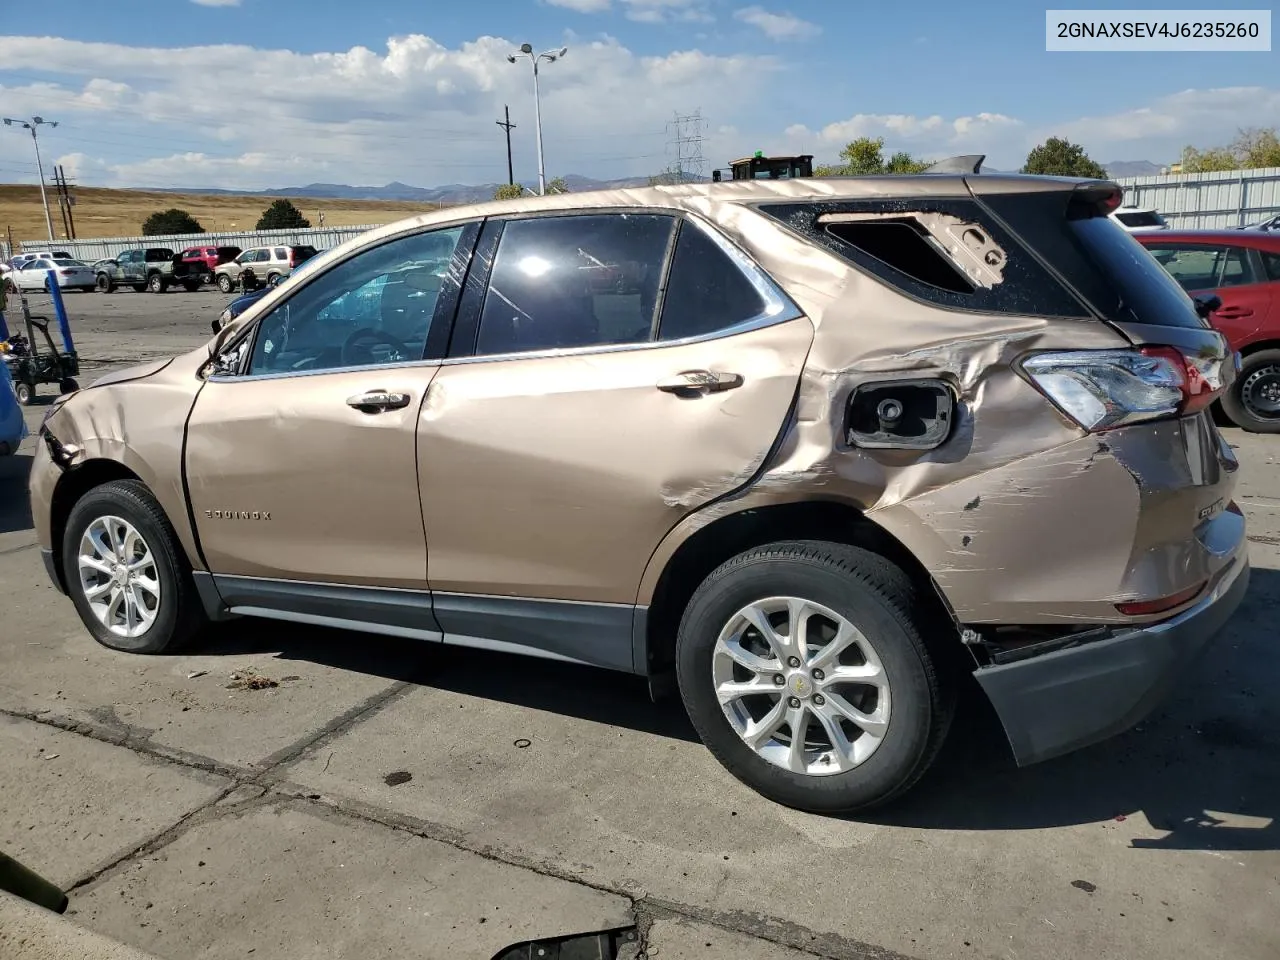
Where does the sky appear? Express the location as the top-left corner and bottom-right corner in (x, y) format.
(0, 0), (1275, 191)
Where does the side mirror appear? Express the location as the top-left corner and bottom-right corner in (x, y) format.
(1194, 294), (1222, 319)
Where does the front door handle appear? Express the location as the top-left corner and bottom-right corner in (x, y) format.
(656, 370), (744, 396)
(1215, 306), (1253, 319)
(346, 390), (412, 413)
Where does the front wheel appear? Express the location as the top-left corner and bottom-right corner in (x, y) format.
(216, 274), (234, 294)
(676, 541), (954, 814)
(13, 381), (33, 405)
(131, 283), (147, 293)
(1220, 348), (1280, 433)
(62, 480), (208, 654)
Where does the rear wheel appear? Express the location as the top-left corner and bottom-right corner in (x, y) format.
(59, 377), (79, 394)
(216, 273), (234, 294)
(62, 480), (207, 654)
(14, 381), (33, 405)
(1220, 349), (1280, 434)
(676, 541), (954, 814)
(266, 272), (283, 287)
(147, 274), (167, 294)
(182, 280), (200, 293)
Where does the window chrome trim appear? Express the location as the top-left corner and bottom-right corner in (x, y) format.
(208, 357), (443, 384)
(449, 211), (804, 366)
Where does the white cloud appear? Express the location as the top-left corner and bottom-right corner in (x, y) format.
(622, 0), (713, 24)
(783, 111), (1023, 162)
(734, 6), (821, 41)
(546, 0), (611, 10)
(0, 33), (774, 190)
(190, 0), (242, 6)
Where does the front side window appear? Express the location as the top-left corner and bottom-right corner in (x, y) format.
(1262, 251), (1280, 282)
(1218, 247), (1254, 287)
(475, 214), (674, 356)
(245, 226), (465, 376)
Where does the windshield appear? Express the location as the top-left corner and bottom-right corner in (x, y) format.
(1115, 210), (1167, 228)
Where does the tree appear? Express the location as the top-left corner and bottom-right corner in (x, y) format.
(546, 176), (570, 195)
(812, 137), (929, 177)
(1182, 127), (1280, 172)
(493, 183), (526, 200)
(1022, 137), (1108, 179)
(141, 208), (204, 236)
(255, 199), (311, 231)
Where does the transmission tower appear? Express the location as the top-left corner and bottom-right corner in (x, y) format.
(665, 110), (707, 183)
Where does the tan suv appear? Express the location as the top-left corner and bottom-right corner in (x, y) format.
(214, 244), (318, 292)
(29, 171), (1250, 812)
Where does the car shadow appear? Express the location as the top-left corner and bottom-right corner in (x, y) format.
(0, 453), (34, 534)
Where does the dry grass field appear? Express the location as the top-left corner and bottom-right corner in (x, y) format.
(0, 183), (442, 246)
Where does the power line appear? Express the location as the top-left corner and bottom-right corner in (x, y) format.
(665, 110), (706, 183)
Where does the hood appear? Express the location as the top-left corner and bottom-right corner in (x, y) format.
(89, 357), (174, 389)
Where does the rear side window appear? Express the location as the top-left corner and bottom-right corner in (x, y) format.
(658, 220), (767, 341)
(145, 249), (173, 262)
(759, 198), (1090, 318)
(1263, 251), (1280, 281)
(274, 248), (287, 260)
(475, 214), (674, 356)
(1144, 245), (1224, 292)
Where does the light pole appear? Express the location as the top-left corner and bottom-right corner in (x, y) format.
(3, 116), (59, 241)
(506, 44), (567, 196)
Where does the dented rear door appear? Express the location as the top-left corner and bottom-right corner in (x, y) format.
(417, 212), (814, 605)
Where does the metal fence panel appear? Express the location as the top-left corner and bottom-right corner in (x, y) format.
(15, 225), (384, 262)
(1114, 167), (1280, 230)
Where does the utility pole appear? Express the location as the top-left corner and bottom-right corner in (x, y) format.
(59, 165), (77, 239)
(54, 167), (71, 240)
(2, 116), (59, 241)
(496, 106), (517, 186)
(665, 110), (707, 184)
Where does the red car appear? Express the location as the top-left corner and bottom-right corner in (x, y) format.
(1137, 229), (1280, 432)
(178, 245), (243, 286)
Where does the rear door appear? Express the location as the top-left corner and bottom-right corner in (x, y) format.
(416, 212), (812, 665)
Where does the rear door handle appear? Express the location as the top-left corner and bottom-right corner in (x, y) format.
(1215, 307), (1252, 319)
(346, 390), (412, 413)
(656, 370), (744, 395)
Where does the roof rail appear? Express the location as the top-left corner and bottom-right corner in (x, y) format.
(922, 154), (985, 175)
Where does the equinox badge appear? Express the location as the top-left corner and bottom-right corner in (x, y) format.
(206, 510), (272, 520)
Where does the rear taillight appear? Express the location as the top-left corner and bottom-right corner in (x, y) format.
(58, 269), (73, 276)
(1022, 346), (1226, 432)
(1115, 581), (1206, 617)
(288, 250), (297, 267)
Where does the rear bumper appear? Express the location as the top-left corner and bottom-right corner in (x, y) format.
(976, 554), (1250, 766)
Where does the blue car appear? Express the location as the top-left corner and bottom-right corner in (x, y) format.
(0, 358), (27, 456)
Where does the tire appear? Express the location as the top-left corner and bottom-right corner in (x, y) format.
(132, 283), (147, 293)
(266, 272), (282, 288)
(59, 377), (79, 394)
(147, 274), (167, 294)
(676, 541), (954, 814)
(14, 381), (33, 405)
(182, 281), (200, 293)
(1220, 348), (1280, 434)
(61, 479), (207, 654)
(216, 273), (234, 294)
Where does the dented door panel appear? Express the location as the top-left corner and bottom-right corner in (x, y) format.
(417, 317), (814, 602)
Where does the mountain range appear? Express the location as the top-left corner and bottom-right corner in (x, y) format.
(156, 160), (1166, 205)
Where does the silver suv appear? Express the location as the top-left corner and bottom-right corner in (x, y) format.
(215, 244), (319, 292)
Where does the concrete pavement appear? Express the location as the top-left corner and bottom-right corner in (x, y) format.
(1, 291), (1277, 960)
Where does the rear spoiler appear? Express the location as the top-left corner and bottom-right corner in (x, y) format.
(922, 154), (985, 175)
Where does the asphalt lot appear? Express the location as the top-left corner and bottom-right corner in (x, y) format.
(1, 289), (1278, 960)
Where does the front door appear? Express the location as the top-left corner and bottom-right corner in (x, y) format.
(186, 222), (474, 591)
(418, 213), (812, 614)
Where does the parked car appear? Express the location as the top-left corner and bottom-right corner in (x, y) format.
(178, 245), (243, 286)
(6, 257), (96, 292)
(1242, 214), (1280, 232)
(1137, 229), (1280, 432)
(95, 248), (202, 293)
(31, 172), (1247, 813)
(214, 244), (319, 293)
(1109, 204), (1168, 232)
(211, 253), (329, 332)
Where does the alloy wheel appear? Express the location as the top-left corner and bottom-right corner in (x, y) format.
(77, 515), (162, 639)
(712, 596), (891, 776)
